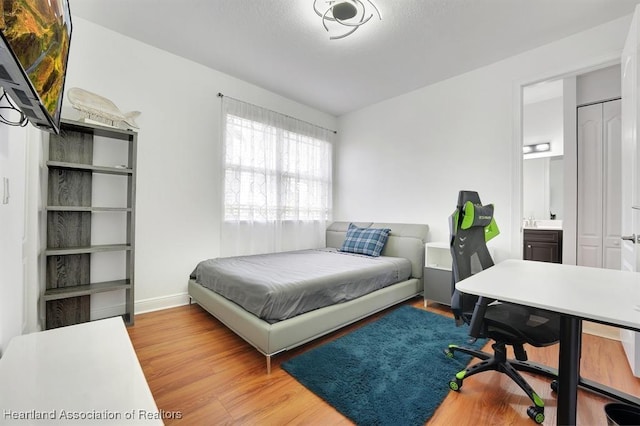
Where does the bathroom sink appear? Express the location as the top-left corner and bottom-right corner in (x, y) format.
(523, 220), (563, 230)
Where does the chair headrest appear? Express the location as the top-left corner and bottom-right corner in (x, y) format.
(453, 190), (501, 242)
(457, 190), (481, 209)
(461, 201), (494, 230)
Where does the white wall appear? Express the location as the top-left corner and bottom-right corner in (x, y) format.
(563, 77), (578, 264)
(335, 15), (631, 261)
(59, 17), (337, 315)
(0, 114), (27, 354)
(523, 96), (564, 157)
(577, 64), (621, 105)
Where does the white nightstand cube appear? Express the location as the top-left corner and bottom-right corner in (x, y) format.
(424, 242), (452, 306)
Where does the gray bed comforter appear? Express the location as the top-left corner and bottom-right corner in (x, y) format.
(189, 248), (412, 323)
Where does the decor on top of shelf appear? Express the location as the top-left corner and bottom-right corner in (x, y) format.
(313, 0), (381, 40)
(67, 87), (141, 130)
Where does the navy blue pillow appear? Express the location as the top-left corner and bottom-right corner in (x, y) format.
(340, 223), (391, 257)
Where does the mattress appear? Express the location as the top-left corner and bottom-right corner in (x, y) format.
(189, 248), (412, 323)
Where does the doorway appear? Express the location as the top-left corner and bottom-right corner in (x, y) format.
(521, 65), (622, 340)
(522, 80), (564, 226)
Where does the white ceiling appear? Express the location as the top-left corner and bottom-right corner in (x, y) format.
(70, 0), (640, 116)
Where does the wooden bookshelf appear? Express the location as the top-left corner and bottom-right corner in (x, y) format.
(44, 119), (137, 329)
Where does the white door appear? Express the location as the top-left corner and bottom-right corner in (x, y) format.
(603, 100), (622, 270)
(577, 103), (604, 267)
(577, 100), (621, 270)
(620, 4), (640, 377)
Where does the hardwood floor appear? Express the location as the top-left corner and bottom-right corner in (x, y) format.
(128, 298), (640, 425)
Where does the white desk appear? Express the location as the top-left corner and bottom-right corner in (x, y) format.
(456, 259), (640, 426)
(0, 318), (162, 425)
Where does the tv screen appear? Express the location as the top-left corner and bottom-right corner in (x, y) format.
(0, 0), (72, 134)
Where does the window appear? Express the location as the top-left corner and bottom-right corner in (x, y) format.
(222, 98), (333, 222)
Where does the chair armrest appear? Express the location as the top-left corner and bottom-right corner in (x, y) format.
(469, 296), (490, 338)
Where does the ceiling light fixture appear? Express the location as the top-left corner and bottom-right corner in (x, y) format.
(313, 0), (382, 40)
(523, 142), (551, 154)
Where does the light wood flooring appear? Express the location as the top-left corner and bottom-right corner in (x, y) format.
(127, 298), (640, 425)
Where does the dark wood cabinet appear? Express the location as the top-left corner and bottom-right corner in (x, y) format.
(523, 229), (563, 263)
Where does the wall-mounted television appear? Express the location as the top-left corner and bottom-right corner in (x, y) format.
(0, 0), (72, 134)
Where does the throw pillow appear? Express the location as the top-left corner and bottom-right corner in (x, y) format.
(340, 223), (391, 257)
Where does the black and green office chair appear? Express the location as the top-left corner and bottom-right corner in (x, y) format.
(444, 190), (560, 424)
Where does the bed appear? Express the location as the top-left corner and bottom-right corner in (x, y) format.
(188, 221), (429, 373)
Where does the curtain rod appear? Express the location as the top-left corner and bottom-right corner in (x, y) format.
(217, 92), (337, 134)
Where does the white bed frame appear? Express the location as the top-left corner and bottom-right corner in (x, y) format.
(188, 221), (429, 373)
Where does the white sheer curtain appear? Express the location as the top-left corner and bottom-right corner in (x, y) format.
(221, 96), (334, 256)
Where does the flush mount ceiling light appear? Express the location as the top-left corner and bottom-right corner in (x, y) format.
(313, 0), (382, 40)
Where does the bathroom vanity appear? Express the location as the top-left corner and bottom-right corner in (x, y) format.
(523, 221), (563, 263)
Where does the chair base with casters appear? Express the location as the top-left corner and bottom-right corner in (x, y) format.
(445, 340), (558, 424)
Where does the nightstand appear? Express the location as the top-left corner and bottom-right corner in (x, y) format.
(424, 242), (452, 306)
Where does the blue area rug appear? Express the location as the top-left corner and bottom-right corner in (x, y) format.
(282, 305), (486, 426)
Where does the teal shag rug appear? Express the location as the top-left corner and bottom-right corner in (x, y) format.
(282, 305), (486, 426)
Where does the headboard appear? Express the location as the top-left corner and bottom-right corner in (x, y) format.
(325, 221), (429, 279)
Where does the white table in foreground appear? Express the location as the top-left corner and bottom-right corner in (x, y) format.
(456, 259), (640, 426)
(0, 317), (163, 425)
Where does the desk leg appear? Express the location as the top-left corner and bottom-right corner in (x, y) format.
(557, 315), (582, 426)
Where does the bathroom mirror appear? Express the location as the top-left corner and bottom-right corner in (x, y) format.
(523, 155), (563, 221)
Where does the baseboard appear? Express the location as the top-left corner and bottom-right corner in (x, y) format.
(90, 293), (191, 320)
(134, 293), (191, 315)
(583, 321), (621, 341)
